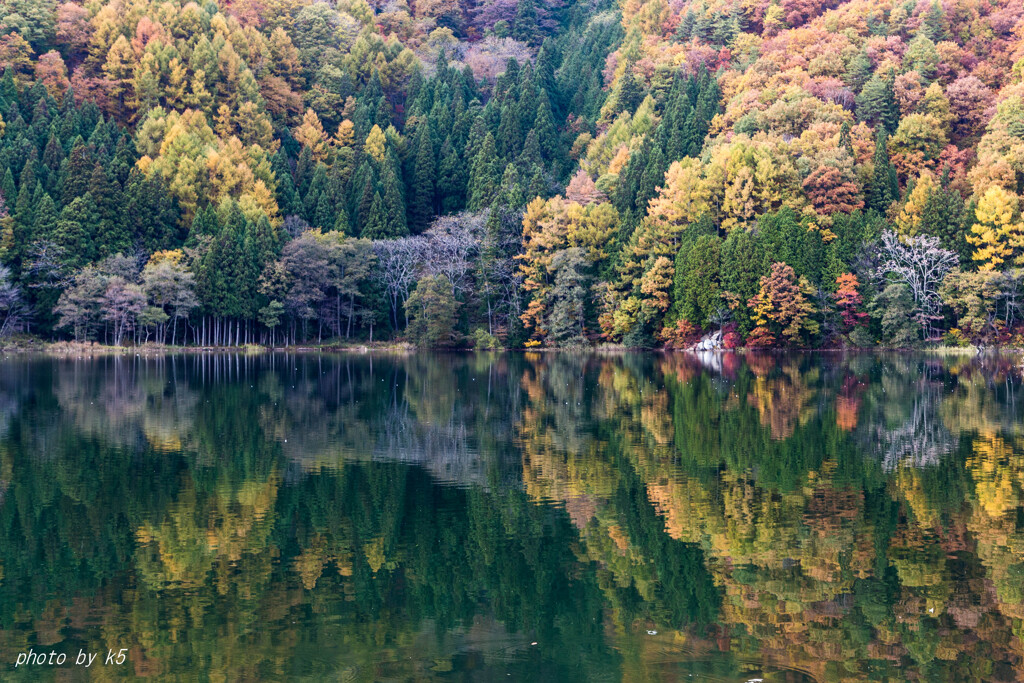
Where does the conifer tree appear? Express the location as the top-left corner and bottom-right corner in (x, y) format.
(362, 191), (388, 239)
(438, 138), (466, 213)
(409, 125), (436, 233)
(867, 128), (899, 213)
(89, 162), (127, 257)
(53, 194), (99, 267)
(468, 133), (502, 210)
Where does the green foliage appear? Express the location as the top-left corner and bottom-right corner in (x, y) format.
(406, 274), (460, 347)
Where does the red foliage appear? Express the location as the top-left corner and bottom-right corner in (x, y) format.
(721, 322), (741, 349)
(803, 166), (863, 215)
(833, 273), (867, 332)
(660, 319), (701, 349)
(745, 326), (776, 348)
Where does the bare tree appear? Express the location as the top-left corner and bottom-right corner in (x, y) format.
(0, 265), (26, 338)
(102, 277), (146, 346)
(877, 231), (958, 339)
(422, 212), (484, 297)
(374, 237), (427, 331)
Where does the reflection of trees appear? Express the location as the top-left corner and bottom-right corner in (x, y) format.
(854, 358), (957, 469)
(4, 352), (1024, 679)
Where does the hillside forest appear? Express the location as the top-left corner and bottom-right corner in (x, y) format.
(0, 0), (1022, 348)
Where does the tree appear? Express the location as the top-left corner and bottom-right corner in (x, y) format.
(52, 194), (98, 268)
(321, 233), (374, 339)
(967, 186), (1023, 271)
(803, 164), (863, 215)
(878, 230), (958, 338)
(408, 125), (436, 233)
(747, 262), (819, 347)
(546, 246), (589, 346)
(867, 128), (899, 214)
(856, 73), (899, 133)
(102, 276), (146, 346)
(405, 273), (460, 347)
(0, 264), (25, 337)
(871, 283), (919, 347)
(142, 252), (198, 345)
(374, 236), (426, 331)
(673, 235), (721, 329)
(468, 133), (502, 209)
(833, 273), (867, 333)
(940, 269), (1005, 344)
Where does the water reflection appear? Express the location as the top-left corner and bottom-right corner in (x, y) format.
(1, 351), (1023, 681)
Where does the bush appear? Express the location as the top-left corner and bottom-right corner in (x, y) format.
(942, 328), (971, 347)
(471, 328), (502, 350)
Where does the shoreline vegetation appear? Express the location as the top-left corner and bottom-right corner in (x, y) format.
(0, 335), (1001, 358)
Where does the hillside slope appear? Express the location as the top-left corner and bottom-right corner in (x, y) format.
(0, 0), (1021, 347)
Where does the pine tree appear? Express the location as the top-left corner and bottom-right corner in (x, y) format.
(468, 133), (502, 210)
(497, 163), (525, 208)
(32, 188), (58, 240)
(304, 163), (330, 225)
(125, 172), (179, 252)
(361, 191), (388, 239)
(380, 162), (408, 237)
(617, 70), (643, 114)
(188, 205), (221, 244)
(1, 168), (15, 207)
(856, 72), (900, 133)
(356, 173), (376, 233)
(512, 0), (541, 44)
(61, 141), (93, 205)
(408, 125), (436, 233)
(636, 145), (666, 215)
(53, 194), (99, 267)
(496, 103), (524, 159)
(89, 162), (127, 257)
(438, 138), (466, 213)
(463, 116), (488, 164)
(867, 128), (899, 214)
(921, 0), (949, 41)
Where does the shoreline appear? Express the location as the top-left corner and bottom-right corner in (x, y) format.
(0, 337), (1015, 358)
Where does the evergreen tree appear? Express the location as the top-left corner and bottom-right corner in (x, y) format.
(468, 133), (502, 210)
(921, 1), (949, 41)
(89, 162), (127, 257)
(856, 72), (900, 133)
(124, 172), (179, 252)
(617, 70), (643, 115)
(673, 235), (722, 328)
(636, 145), (666, 215)
(32, 188), (58, 240)
(380, 162), (408, 237)
(408, 125), (436, 233)
(512, 0), (541, 44)
(53, 194), (99, 267)
(361, 191), (388, 239)
(919, 170), (971, 262)
(438, 138), (466, 213)
(533, 91), (560, 167)
(867, 128), (899, 213)
(61, 141), (93, 206)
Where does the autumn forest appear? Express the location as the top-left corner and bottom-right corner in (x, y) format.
(0, 0), (1022, 348)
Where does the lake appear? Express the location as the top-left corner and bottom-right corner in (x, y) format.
(1, 351), (1022, 681)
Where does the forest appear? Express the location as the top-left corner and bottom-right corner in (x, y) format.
(0, 0), (1021, 348)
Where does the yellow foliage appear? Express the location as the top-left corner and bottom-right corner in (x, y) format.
(293, 108), (329, 162)
(968, 186), (1024, 270)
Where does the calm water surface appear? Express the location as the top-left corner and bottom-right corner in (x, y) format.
(1, 351), (1023, 681)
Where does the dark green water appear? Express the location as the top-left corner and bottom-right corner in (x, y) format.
(1, 351), (1023, 681)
